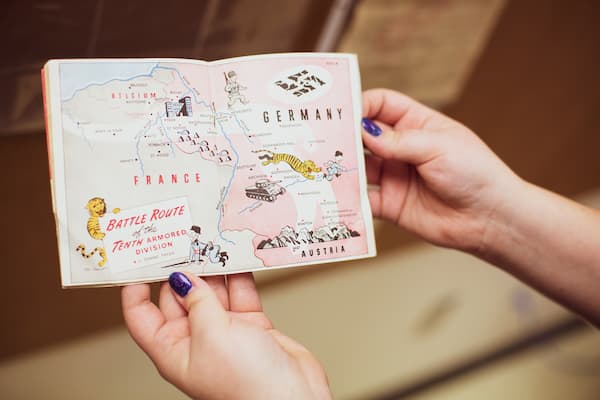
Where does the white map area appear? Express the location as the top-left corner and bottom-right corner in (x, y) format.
(49, 56), (374, 286)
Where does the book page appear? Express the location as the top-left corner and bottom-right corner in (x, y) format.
(45, 54), (375, 287)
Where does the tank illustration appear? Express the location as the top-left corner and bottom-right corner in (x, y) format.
(245, 179), (286, 202)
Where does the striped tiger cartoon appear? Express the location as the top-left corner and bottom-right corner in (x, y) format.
(75, 197), (120, 268)
(253, 149), (321, 180)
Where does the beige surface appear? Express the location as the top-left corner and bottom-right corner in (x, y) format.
(0, 243), (587, 399)
(262, 244), (569, 398)
(408, 328), (600, 400)
(339, 0), (506, 106)
(1, 0), (334, 136)
(2, 187), (599, 399)
(0, 329), (185, 400)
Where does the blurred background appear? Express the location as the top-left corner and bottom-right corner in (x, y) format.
(1, 0), (600, 398)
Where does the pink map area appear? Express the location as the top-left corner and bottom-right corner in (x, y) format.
(210, 56), (369, 266)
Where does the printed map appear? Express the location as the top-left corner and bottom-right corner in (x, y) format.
(44, 54), (375, 286)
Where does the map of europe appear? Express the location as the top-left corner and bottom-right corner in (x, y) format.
(45, 54), (375, 286)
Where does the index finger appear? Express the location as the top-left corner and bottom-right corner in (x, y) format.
(122, 283), (166, 358)
(362, 89), (431, 129)
(227, 273), (263, 313)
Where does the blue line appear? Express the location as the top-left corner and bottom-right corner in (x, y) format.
(215, 118), (239, 245)
(134, 112), (165, 175)
(62, 63), (160, 102)
(229, 112), (254, 144)
(284, 177), (308, 187)
(238, 201), (260, 215)
(154, 65), (212, 108)
(158, 117), (177, 157)
(64, 109), (93, 149)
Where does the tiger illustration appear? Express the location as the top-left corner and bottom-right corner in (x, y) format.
(75, 245), (107, 267)
(252, 149), (321, 180)
(76, 197), (120, 268)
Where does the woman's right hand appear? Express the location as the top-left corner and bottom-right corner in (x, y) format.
(122, 272), (332, 400)
(361, 89), (524, 255)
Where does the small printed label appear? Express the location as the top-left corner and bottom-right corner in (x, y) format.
(100, 197), (192, 273)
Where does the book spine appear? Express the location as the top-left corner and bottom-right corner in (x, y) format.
(41, 68), (53, 180)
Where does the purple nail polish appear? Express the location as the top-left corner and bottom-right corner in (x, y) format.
(169, 272), (192, 297)
(361, 117), (382, 137)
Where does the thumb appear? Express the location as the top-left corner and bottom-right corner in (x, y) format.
(361, 118), (436, 165)
(168, 272), (229, 338)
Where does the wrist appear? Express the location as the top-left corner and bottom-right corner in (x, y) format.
(473, 176), (535, 264)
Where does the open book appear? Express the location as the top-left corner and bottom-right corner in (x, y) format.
(42, 53), (376, 288)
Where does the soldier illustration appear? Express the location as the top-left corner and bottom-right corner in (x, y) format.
(188, 225), (204, 263)
(203, 241), (229, 267)
(324, 150), (346, 181)
(186, 225), (229, 267)
(224, 70), (249, 108)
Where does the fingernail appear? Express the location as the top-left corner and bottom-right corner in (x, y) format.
(169, 272), (192, 297)
(361, 117), (382, 137)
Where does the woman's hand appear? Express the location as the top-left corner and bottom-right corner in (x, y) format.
(362, 89), (600, 325)
(362, 88), (523, 254)
(122, 272), (332, 399)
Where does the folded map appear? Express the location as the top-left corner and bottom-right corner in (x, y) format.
(42, 53), (376, 288)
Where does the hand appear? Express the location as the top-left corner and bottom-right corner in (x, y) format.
(362, 89), (523, 253)
(122, 272), (331, 399)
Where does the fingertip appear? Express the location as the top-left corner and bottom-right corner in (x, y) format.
(168, 271), (193, 297)
(167, 272), (228, 333)
(227, 271), (255, 285)
(167, 272), (216, 315)
(361, 119), (394, 159)
(121, 283), (151, 310)
(184, 273), (213, 295)
(159, 281), (187, 321)
(203, 275), (229, 310)
(361, 117), (382, 137)
(168, 271), (210, 298)
(228, 272), (263, 313)
(362, 89), (431, 130)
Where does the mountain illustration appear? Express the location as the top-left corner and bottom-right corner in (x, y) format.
(257, 223), (360, 249)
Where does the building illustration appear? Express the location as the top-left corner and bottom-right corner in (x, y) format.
(165, 96), (192, 117)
